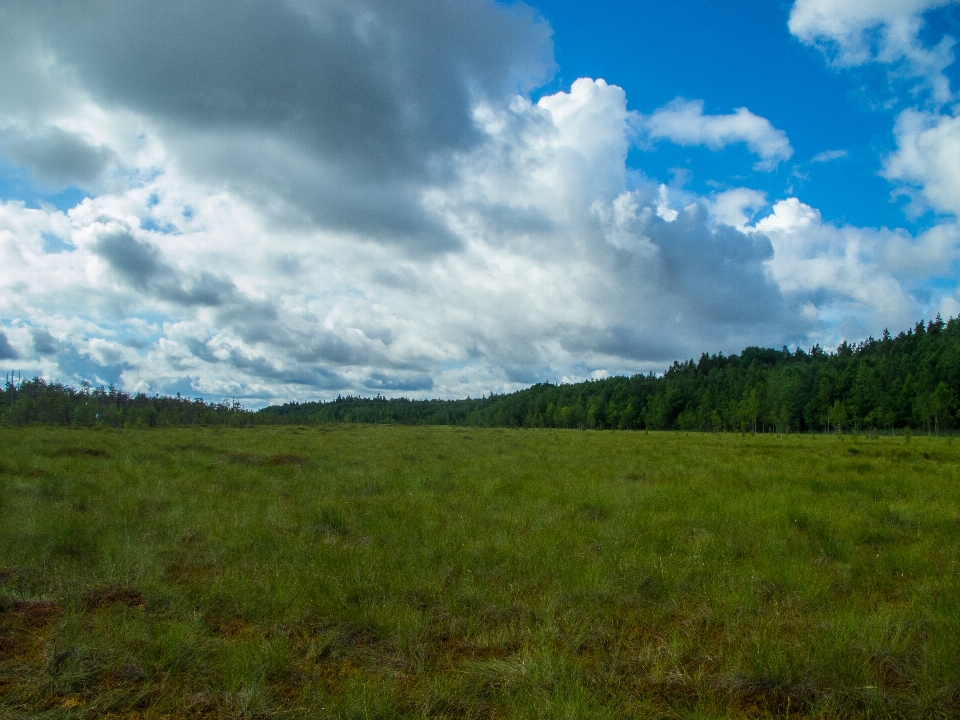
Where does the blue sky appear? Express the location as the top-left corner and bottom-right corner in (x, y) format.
(536, 0), (957, 230)
(1, 0), (959, 404)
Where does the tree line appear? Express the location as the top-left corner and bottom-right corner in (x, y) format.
(261, 316), (960, 434)
(4, 315), (960, 432)
(1, 376), (250, 428)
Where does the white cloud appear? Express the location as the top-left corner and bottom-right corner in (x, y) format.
(788, 0), (960, 338)
(811, 149), (848, 163)
(0, 1), (953, 404)
(708, 188), (768, 229)
(881, 221), (960, 276)
(0, 66), (946, 402)
(637, 99), (793, 170)
(884, 107), (960, 216)
(0, 0), (555, 253)
(754, 197), (959, 342)
(0, 72), (808, 401)
(789, 0), (958, 103)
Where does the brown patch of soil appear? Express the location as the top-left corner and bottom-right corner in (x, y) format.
(3, 599), (63, 627)
(711, 674), (817, 717)
(229, 452), (259, 464)
(0, 567), (29, 586)
(0, 599), (64, 661)
(264, 453), (307, 467)
(204, 612), (255, 637)
(82, 586), (148, 610)
(51, 447), (111, 458)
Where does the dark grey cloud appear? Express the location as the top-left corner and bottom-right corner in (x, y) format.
(48, 345), (128, 387)
(214, 299), (282, 345)
(93, 231), (233, 307)
(502, 364), (553, 385)
(645, 205), (790, 327)
(0, 332), (19, 360)
(651, 205), (788, 325)
(290, 331), (386, 368)
(225, 346), (344, 388)
(302, 334), (367, 366)
(560, 326), (686, 364)
(91, 231), (403, 374)
(463, 201), (555, 246)
(532, 199), (809, 365)
(31, 328), (58, 356)
(184, 338), (218, 365)
(186, 333), (397, 391)
(6, 0), (553, 250)
(93, 231), (165, 286)
(0, 126), (113, 190)
(372, 266), (424, 291)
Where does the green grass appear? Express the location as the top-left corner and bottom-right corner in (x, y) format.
(2, 426), (960, 718)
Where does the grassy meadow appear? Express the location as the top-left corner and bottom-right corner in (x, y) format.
(2, 426), (960, 718)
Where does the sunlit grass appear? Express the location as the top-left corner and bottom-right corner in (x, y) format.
(2, 426), (960, 718)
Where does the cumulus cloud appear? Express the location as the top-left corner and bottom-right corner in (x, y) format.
(787, 0), (960, 334)
(754, 197), (959, 341)
(636, 99), (793, 170)
(92, 230), (234, 308)
(884, 107), (960, 216)
(0, 0), (554, 252)
(0, 126), (114, 190)
(708, 188), (768, 228)
(881, 221), (960, 277)
(0, 1), (951, 404)
(0, 331), (19, 360)
(789, 0), (958, 103)
(0, 67), (814, 402)
(31, 328), (58, 356)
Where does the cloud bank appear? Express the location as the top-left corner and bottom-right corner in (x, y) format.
(0, 0), (957, 404)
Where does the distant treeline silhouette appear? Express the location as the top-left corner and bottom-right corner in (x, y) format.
(5, 315), (960, 432)
(1, 377), (250, 428)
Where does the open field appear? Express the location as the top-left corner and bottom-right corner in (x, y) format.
(2, 426), (960, 718)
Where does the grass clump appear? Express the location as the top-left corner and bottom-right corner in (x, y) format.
(1, 426), (960, 718)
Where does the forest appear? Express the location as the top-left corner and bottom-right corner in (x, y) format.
(4, 315), (960, 432)
(0, 377), (250, 428)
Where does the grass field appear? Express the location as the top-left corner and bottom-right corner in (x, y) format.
(2, 426), (960, 719)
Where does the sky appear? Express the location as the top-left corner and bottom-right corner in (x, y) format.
(1, 0), (959, 405)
